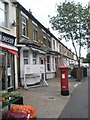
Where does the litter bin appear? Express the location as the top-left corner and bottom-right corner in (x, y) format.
(60, 66), (69, 96)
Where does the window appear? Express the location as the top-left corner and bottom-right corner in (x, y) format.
(23, 51), (28, 64)
(0, 2), (7, 27)
(43, 32), (46, 46)
(52, 56), (55, 71)
(53, 40), (55, 50)
(48, 36), (51, 48)
(47, 56), (50, 71)
(22, 16), (27, 36)
(33, 24), (37, 41)
(56, 41), (58, 50)
(55, 57), (57, 70)
(33, 52), (37, 64)
(59, 45), (61, 53)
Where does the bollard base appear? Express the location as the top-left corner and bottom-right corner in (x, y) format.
(61, 90), (69, 96)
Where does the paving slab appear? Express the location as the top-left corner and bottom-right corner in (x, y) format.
(17, 77), (80, 118)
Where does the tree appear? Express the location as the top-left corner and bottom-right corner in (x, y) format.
(49, 1), (89, 67)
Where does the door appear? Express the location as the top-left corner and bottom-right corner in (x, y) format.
(0, 52), (7, 90)
(7, 52), (14, 90)
(0, 51), (14, 91)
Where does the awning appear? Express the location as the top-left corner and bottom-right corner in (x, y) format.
(0, 42), (18, 51)
(8, 49), (19, 58)
(31, 47), (46, 54)
(0, 41), (19, 57)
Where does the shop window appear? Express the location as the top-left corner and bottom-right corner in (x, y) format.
(22, 16), (27, 36)
(0, 1), (7, 27)
(33, 24), (37, 42)
(23, 50), (28, 64)
(43, 32), (46, 46)
(7, 52), (14, 89)
(33, 52), (37, 65)
(47, 56), (50, 71)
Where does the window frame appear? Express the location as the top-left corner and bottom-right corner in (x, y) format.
(43, 32), (46, 46)
(47, 56), (51, 71)
(33, 52), (37, 65)
(53, 40), (55, 50)
(48, 35), (51, 48)
(33, 24), (37, 42)
(23, 50), (28, 65)
(22, 15), (27, 37)
(0, 2), (7, 27)
(52, 56), (55, 71)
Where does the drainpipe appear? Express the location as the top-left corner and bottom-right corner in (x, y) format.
(17, 4), (21, 87)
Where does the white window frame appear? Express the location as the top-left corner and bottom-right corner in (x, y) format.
(52, 56), (55, 71)
(55, 57), (58, 71)
(33, 24), (37, 42)
(48, 35), (51, 48)
(23, 50), (28, 65)
(22, 15), (27, 37)
(53, 40), (55, 50)
(47, 56), (51, 71)
(33, 52), (37, 65)
(0, 2), (7, 27)
(43, 32), (46, 46)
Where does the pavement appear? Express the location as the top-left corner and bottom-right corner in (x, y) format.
(59, 77), (88, 118)
(17, 77), (82, 118)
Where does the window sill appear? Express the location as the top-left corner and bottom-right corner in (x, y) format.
(43, 45), (46, 47)
(33, 40), (38, 43)
(0, 26), (10, 31)
(22, 35), (29, 39)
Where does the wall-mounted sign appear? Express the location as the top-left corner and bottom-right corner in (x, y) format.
(0, 33), (15, 46)
(62, 74), (65, 79)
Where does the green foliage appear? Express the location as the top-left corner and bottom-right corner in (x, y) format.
(49, 1), (89, 66)
(83, 53), (90, 63)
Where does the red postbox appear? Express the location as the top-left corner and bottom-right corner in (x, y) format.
(60, 66), (69, 96)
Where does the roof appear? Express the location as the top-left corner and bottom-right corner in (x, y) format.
(14, 1), (75, 55)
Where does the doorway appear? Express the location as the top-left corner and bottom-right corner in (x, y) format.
(0, 52), (7, 90)
(0, 51), (14, 91)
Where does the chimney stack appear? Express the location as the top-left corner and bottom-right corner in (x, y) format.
(29, 9), (32, 14)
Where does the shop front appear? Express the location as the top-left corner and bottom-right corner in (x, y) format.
(0, 32), (18, 91)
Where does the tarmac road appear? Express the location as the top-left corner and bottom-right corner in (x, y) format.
(59, 77), (88, 119)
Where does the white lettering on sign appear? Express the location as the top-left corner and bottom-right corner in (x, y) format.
(62, 74), (65, 79)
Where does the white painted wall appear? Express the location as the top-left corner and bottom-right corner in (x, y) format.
(0, 0), (16, 37)
(0, 0), (18, 89)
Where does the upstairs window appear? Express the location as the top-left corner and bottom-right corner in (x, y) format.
(22, 16), (27, 36)
(59, 45), (61, 53)
(53, 40), (55, 50)
(48, 36), (51, 48)
(33, 24), (37, 42)
(0, 2), (7, 27)
(43, 32), (46, 46)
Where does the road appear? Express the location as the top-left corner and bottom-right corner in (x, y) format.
(59, 77), (88, 118)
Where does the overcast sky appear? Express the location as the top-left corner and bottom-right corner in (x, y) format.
(17, 0), (89, 58)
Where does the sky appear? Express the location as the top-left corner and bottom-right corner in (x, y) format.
(17, 0), (89, 58)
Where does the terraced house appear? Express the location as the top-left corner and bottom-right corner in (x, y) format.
(14, 1), (76, 88)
